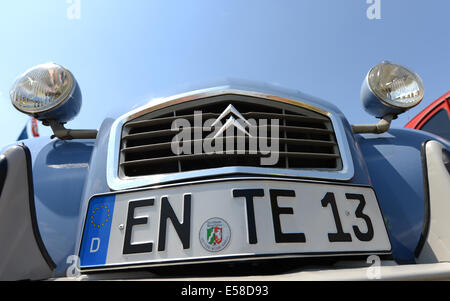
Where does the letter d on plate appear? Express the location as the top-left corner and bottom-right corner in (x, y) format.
(90, 238), (101, 253)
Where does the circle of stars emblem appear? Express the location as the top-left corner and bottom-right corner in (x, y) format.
(90, 205), (111, 228)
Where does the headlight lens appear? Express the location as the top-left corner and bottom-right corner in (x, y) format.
(10, 63), (74, 114)
(368, 61), (424, 109)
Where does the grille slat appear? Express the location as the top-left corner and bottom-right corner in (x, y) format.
(123, 125), (333, 141)
(125, 112), (328, 132)
(121, 152), (340, 167)
(121, 137), (337, 154)
(119, 95), (342, 178)
(125, 113), (221, 130)
(243, 112), (328, 124)
(123, 127), (204, 141)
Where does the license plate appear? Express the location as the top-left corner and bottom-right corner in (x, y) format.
(79, 179), (391, 271)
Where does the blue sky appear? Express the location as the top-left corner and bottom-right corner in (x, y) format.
(0, 0), (449, 145)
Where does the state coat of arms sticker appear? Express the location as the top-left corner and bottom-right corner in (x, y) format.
(199, 217), (231, 252)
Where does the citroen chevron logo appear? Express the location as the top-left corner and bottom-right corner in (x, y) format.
(170, 103), (280, 166)
(212, 105), (252, 138)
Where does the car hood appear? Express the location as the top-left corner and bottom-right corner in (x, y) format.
(106, 78), (347, 122)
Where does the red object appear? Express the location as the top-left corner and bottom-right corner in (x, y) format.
(31, 118), (40, 138)
(405, 91), (450, 130)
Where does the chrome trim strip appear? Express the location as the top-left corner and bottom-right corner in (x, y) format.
(106, 87), (355, 191)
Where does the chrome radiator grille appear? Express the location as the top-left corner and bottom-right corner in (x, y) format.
(119, 94), (342, 178)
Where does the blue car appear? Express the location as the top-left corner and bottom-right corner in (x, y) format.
(1, 60), (449, 281)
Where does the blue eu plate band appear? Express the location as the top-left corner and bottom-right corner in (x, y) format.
(79, 195), (116, 268)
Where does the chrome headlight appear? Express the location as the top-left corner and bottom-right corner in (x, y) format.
(361, 61), (425, 117)
(10, 63), (81, 123)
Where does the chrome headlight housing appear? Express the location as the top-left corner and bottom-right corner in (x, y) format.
(361, 61), (425, 117)
(10, 63), (81, 123)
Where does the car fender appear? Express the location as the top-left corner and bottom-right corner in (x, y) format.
(356, 128), (450, 263)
